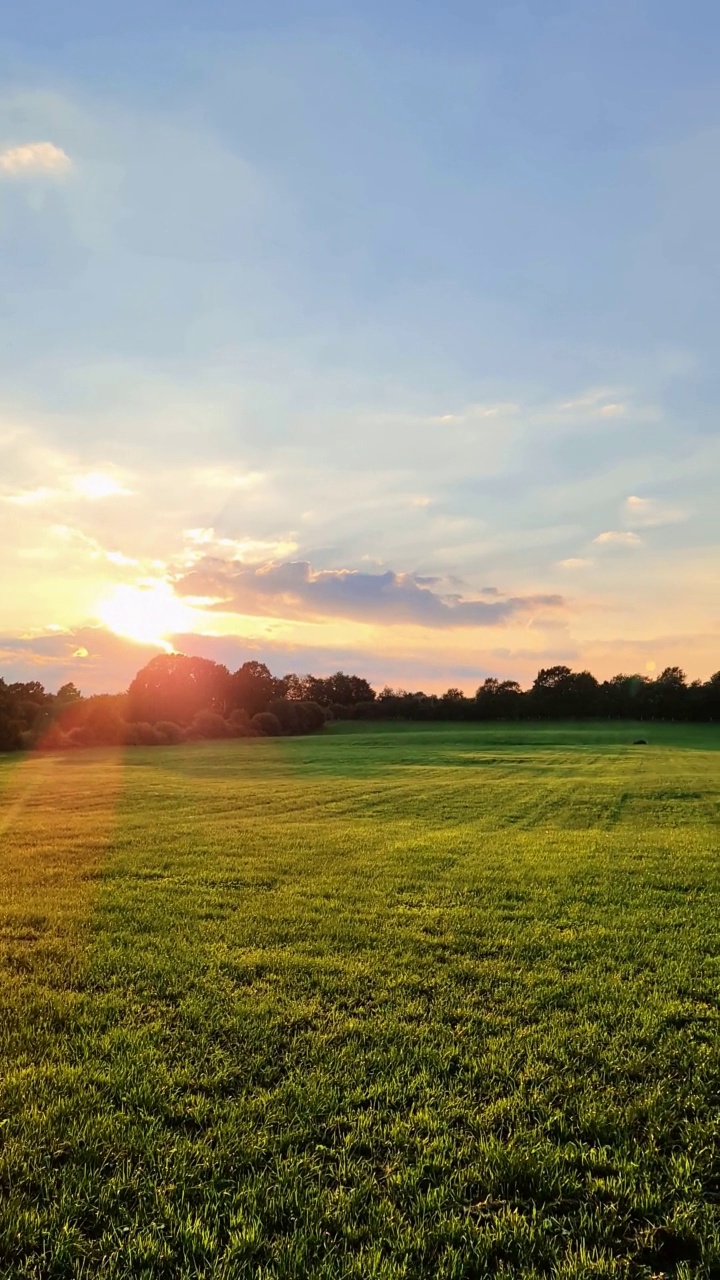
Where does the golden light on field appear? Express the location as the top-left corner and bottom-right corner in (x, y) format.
(95, 581), (202, 649)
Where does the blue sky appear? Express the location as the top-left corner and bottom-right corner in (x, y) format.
(1, 1), (718, 692)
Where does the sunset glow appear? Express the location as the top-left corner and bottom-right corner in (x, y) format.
(95, 583), (203, 650)
(0, 5), (718, 696)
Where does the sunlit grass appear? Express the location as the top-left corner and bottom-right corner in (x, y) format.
(0, 722), (719, 1278)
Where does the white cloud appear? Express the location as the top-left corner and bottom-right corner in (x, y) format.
(593, 530), (643, 548)
(5, 487), (54, 506)
(0, 141), (72, 176)
(556, 388), (627, 415)
(434, 403), (519, 425)
(558, 557), (593, 569)
(4, 470), (133, 505)
(623, 494), (686, 528)
(71, 471), (133, 499)
(188, 467), (264, 491)
(182, 527), (298, 565)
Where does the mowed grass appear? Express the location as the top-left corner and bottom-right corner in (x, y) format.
(0, 722), (719, 1279)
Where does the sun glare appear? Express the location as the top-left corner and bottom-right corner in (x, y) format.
(73, 471), (132, 500)
(96, 582), (200, 649)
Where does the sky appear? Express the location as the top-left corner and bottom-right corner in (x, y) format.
(1, 0), (719, 694)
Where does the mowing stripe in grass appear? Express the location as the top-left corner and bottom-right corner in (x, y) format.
(0, 725), (718, 1278)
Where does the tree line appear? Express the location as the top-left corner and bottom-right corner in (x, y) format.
(0, 656), (375, 752)
(0, 656), (719, 753)
(367, 665), (720, 722)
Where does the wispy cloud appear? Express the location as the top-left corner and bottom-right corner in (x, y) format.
(623, 494), (687, 528)
(593, 531), (643, 548)
(0, 141), (71, 176)
(555, 388), (629, 417)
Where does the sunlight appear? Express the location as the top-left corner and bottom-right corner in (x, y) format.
(72, 471), (133, 500)
(95, 581), (201, 649)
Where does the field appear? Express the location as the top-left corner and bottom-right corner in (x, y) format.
(0, 721), (719, 1279)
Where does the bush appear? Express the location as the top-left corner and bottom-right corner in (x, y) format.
(0, 721), (24, 752)
(36, 723), (71, 751)
(155, 720), (185, 745)
(191, 710), (231, 739)
(296, 701), (326, 733)
(84, 697), (125, 745)
(66, 725), (97, 749)
(228, 708), (252, 736)
(124, 721), (163, 746)
(268, 698), (301, 734)
(329, 702), (355, 721)
(252, 711), (282, 737)
(267, 698), (326, 735)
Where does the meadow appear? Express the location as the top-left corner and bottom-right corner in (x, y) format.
(0, 721), (718, 1279)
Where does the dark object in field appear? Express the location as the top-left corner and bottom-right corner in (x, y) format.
(633, 738), (648, 745)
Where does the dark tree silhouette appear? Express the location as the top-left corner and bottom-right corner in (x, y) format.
(231, 662), (283, 717)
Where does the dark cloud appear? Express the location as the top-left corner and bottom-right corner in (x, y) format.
(174, 558), (565, 628)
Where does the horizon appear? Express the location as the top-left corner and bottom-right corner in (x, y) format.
(2, 2), (719, 693)
(1, 644), (712, 703)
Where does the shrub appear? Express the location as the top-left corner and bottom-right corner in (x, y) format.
(296, 701), (326, 733)
(36, 723), (71, 751)
(266, 698), (326, 735)
(329, 702), (355, 721)
(66, 725), (97, 749)
(84, 697), (125, 745)
(191, 710), (231, 739)
(155, 720), (185, 745)
(228, 708), (252, 736)
(0, 721), (23, 752)
(252, 712), (282, 737)
(268, 698), (301, 734)
(124, 721), (163, 746)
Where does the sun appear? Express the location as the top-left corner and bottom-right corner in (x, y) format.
(96, 581), (201, 649)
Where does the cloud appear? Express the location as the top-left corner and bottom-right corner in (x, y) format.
(0, 626), (163, 693)
(0, 141), (71, 176)
(558, 557), (593, 569)
(623, 494), (687, 528)
(435, 403), (519, 424)
(4, 470), (134, 505)
(71, 472), (134, 499)
(182, 527), (298, 565)
(593, 531), (643, 548)
(555, 388), (628, 417)
(173, 556), (565, 628)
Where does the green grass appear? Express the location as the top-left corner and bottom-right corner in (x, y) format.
(0, 721), (719, 1278)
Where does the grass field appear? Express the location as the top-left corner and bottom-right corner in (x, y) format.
(0, 721), (719, 1278)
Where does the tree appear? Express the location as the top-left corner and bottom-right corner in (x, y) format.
(476, 678), (523, 719)
(530, 666), (599, 717)
(231, 661), (283, 717)
(652, 667), (688, 720)
(703, 671), (720, 721)
(56, 682), (82, 704)
(302, 672), (376, 707)
(128, 654), (231, 724)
